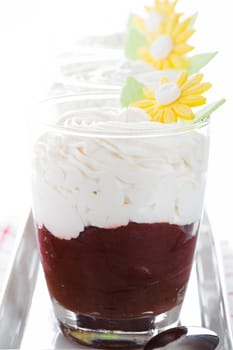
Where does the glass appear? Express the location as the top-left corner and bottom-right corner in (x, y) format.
(50, 52), (180, 97)
(31, 94), (210, 349)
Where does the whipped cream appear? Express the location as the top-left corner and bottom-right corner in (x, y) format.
(32, 107), (209, 240)
(51, 33), (181, 97)
(51, 57), (180, 97)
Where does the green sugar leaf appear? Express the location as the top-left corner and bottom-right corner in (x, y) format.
(120, 77), (146, 107)
(127, 13), (137, 29)
(124, 27), (148, 61)
(187, 52), (218, 75)
(189, 12), (198, 28)
(193, 99), (226, 124)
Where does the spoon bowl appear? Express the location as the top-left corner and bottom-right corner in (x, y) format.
(144, 326), (219, 350)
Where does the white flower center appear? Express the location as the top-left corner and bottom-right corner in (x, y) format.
(156, 82), (181, 105)
(145, 12), (164, 32)
(150, 35), (173, 60)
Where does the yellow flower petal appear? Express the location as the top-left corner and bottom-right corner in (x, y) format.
(164, 109), (177, 123)
(176, 71), (188, 86)
(173, 44), (194, 55)
(145, 106), (157, 119)
(134, 16), (146, 32)
(182, 74), (204, 91)
(138, 50), (161, 69)
(143, 87), (155, 99)
(143, 105), (161, 121)
(156, 60), (164, 70)
(176, 29), (195, 43)
(179, 95), (207, 107)
(163, 60), (173, 69)
(131, 100), (156, 109)
(153, 109), (165, 123)
(173, 104), (195, 120)
(173, 16), (193, 37)
(169, 54), (187, 69)
(166, 15), (180, 34)
(149, 0), (178, 16)
(182, 83), (212, 95)
(171, 0), (179, 11)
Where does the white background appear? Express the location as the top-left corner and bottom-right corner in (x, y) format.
(0, 0), (232, 240)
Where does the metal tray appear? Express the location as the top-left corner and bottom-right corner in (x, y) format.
(0, 213), (232, 349)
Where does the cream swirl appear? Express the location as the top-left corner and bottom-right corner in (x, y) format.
(32, 107), (209, 239)
(52, 58), (181, 96)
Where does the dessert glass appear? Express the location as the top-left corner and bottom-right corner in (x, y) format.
(31, 93), (210, 349)
(50, 54), (179, 97)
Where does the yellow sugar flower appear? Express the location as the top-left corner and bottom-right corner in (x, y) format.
(130, 71), (212, 123)
(134, 0), (179, 35)
(145, 0), (178, 16)
(139, 14), (195, 70)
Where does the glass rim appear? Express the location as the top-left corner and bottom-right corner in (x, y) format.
(37, 93), (210, 139)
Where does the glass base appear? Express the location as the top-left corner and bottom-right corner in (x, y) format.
(52, 299), (181, 349)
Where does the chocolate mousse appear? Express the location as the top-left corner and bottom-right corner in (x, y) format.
(38, 221), (197, 319)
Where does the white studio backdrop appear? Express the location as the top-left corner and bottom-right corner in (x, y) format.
(0, 0), (232, 239)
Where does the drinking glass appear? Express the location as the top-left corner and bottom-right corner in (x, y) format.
(31, 94), (210, 349)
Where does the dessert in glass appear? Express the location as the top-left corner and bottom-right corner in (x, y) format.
(31, 65), (224, 347)
(51, 54), (182, 97)
(31, 0), (225, 347)
(50, 1), (216, 98)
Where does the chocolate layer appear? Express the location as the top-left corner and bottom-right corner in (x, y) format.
(38, 222), (197, 318)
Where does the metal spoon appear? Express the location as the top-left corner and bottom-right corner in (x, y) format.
(144, 326), (219, 350)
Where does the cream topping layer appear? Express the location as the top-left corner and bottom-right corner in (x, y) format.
(32, 108), (209, 239)
(57, 58), (180, 93)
